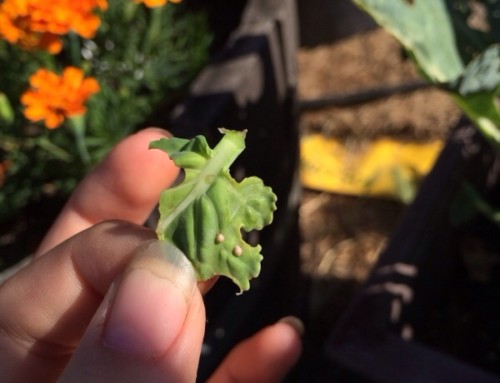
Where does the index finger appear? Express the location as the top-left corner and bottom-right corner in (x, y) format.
(36, 128), (179, 255)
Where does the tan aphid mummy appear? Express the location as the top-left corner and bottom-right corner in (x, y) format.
(233, 245), (243, 257)
(215, 233), (225, 243)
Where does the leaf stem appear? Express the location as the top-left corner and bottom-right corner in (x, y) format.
(143, 7), (163, 56)
(69, 115), (91, 166)
(37, 137), (73, 162)
(68, 32), (81, 67)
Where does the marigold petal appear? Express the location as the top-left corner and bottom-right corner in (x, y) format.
(29, 69), (58, 89)
(81, 78), (100, 94)
(24, 104), (50, 121)
(136, 0), (168, 7)
(72, 14), (101, 39)
(20, 91), (36, 106)
(44, 113), (64, 129)
(0, 0), (107, 51)
(63, 66), (85, 88)
(21, 66), (99, 129)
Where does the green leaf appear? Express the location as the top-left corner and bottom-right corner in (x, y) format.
(451, 181), (500, 228)
(353, 0), (500, 149)
(456, 45), (500, 95)
(0, 93), (14, 125)
(150, 129), (277, 293)
(451, 45), (500, 149)
(352, 0), (464, 83)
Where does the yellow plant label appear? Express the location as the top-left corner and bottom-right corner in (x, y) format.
(300, 134), (443, 201)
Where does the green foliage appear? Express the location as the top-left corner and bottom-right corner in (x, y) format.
(85, 2), (212, 153)
(353, 0), (500, 149)
(150, 129), (277, 293)
(354, 0), (500, 142)
(451, 181), (500, 228)
(352, 0), (464, 83)
(0, 1), (212, 222)
(452, 45), (500, 147)
(353, 0), (500, 224)
(0, 93), (14, 125)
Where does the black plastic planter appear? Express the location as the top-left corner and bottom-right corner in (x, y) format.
(323, 119), (500, 382)
(168, 0), (303, 381)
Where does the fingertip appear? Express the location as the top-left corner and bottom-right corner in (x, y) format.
(208, 316), (303, 383)
(111, 127), (178, 179)
(138, 126), (172, 137)
(129, 127), (172, 152)
(106, 128), (179, 207)
(267, 317), (304, 366)
(101, 240), (197, 358)
(54, 129), (177, 231)
(278, 315), (305, 338)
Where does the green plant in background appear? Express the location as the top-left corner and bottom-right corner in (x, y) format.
(0, 0), (212, 223)
(352, 0), (500, 149)
(352, 0), (500, 225)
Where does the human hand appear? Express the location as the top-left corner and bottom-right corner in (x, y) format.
(0, 128), (302, 382)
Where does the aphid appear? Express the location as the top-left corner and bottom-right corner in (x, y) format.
(233, 245), (243, 257)
(215, 233), (225, 243)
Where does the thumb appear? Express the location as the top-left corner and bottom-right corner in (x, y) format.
(58, 240), (206, 383)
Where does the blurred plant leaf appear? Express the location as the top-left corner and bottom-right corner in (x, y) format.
(353, 0), (500, 148)
(0, 93), (14, 126)
(451, 45), (500, 148)
(352, 0), (464, 83)
(79, 1), (212, 158)
(455, 44), (500, 95)
(451, 181), (500, 227)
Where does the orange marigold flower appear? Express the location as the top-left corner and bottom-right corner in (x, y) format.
(21, 67), (100, 129)
(135, 0), (181, 8)
(0, 0), (108, 53)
